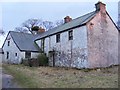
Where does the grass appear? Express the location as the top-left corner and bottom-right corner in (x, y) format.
(2, 64), (119, 88)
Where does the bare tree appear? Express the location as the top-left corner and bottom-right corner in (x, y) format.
(15, 27), (28, 33)
(42, 21), (54, 30)
(55, 20), (64, 27)
(15, 18), (64, 34)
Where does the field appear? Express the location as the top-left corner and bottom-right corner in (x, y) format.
(2, 64), (119, 88)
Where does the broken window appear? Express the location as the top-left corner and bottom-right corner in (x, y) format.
(56, 34), (60, 43)
(68, 30), (73, 40)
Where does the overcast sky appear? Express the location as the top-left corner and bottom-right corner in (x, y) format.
(0, 0), (119, 47)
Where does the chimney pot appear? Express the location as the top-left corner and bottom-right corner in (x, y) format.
(95, 1), (106, 12)
(38, 27), (45, 33)
(64, 16), (72, 23)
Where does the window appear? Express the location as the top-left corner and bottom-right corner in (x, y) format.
(25, 52), (31, 58)
(8, 41), (10, 46)
(15, 53), (17, 56)
(41, 38), (45, 52)
(56, 34), (60, 43)
(68, 30), (73, 40)
(6, 52), (9, 59)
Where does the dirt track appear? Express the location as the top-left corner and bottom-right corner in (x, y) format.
(1, 68), (21, 88)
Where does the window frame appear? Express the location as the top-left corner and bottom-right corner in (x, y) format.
(56, 33), (60, 43)
(6, 51), (9, 59)
(68, 30), (73, 40)
(8, 41), (10, 46)
(15, 53), (17, 56)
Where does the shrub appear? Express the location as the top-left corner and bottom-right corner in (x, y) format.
(22, 58), (29, 66)
(37, 53), (48, 66)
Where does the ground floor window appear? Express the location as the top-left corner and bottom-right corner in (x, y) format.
(6, 51), (9, 59)
(25, 51), (31, 58)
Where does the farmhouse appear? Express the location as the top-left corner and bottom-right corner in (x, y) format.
(2, 31), (39, 64)
(2, 1), (119, 68)
(35, 1), (119, 68)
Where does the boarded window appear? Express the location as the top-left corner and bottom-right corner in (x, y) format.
(6, 52), (9, 59)
(56, 34), (60, 43)
(25, 52), (31, 58)
(68, 30), (73, 40)
(8, 41), (10, 46)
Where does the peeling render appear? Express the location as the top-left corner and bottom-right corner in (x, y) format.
(48, 26), (89, 68)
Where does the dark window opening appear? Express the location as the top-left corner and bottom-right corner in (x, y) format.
(68, 30), (73, 40)
(8, 41), (10, 46)
(15, 53), (17, 56)
(25, 52), (31, 58)
(6, 52), (9, 59)
(56, 34), (60, 43)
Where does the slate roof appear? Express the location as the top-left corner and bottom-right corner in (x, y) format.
(6, 31), (39, 52)
(35, 11), (96, 40)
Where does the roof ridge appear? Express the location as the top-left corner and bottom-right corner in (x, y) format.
(70, 11), (95, 23)
(9, 31), (33, 35)
(39, 11), (96, 36)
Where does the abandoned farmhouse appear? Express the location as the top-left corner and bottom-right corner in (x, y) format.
(1, 2), (119, 68)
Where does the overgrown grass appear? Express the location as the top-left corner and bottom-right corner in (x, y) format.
(2, 64), (38, 88)
(2, 64), (119, 88)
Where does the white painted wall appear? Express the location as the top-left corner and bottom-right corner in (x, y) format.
(0, 53), (3, 63)
(2, 34), (25, 64)
(36, 40), (41, 48)
(44, 37), (49, 56)
(36, 25), (88, 68)
(31, 52), (39, 58)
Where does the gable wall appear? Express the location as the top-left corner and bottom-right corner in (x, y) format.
(87, 11), (118, 68)
(2, 33), (25, 64)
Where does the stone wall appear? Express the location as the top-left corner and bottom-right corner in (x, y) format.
(87, 11), (118, 68)
(48, 26), (88, 68)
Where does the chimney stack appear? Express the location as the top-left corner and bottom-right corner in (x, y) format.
(38, 27), (45, 33)
(64, 16), (72, 23)
(31, 26), (45, 34)
(95, 1), (106, 12)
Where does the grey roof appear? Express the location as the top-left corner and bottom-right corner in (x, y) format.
(9, 31), (39, 52)
(35, 11), (96, 40)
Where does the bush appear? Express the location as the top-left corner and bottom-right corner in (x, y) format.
(22, 58), (29, 66)
(22, 58), (39, 67)
(37, 53), (48, 66)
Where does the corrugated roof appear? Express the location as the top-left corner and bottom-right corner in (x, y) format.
(10, 31), (39, 52)
(35, 11), (96, 40)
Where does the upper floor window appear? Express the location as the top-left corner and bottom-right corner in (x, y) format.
(68, 30), (73, 40)
(56, 34), (60, 43)
(8, 41), (10, 46)
(15, 53), (17, 56)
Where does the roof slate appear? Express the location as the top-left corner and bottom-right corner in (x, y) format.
(10, 31), (39, 52)
(35, 11), (96, 40)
